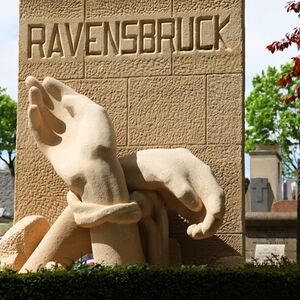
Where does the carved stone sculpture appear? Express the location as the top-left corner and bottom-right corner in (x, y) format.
(0, 77), (225, 272)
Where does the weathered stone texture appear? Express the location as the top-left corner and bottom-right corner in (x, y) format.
(20, 0), (84, 80)
(86, 0), (171, 18)
(16, 82), (35, 149)
(15, 149), (67, 224)
(20, 0), (84, 20)
(189, 145), (243, 234)
(207, 74), (243, 144)
(85, 57), (172, 79)
(17, 0), (244, 264)
(128, 76), (206, 145)
(66, 79), (128, 146)
(173, 8), (243, 75)
(169, 215), (243, 264)
(173, 0), (241, 13)
(117, 145), (242, 234)
(0, 216), (50, 271)
(173, 51), (242, 75)
(19, 57), (84, 82)
(19, 21), (85, 80)
(17, 79), (128, 148)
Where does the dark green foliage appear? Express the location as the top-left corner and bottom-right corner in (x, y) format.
(1, 264), (300, 300)
(0, 88), (17, 177)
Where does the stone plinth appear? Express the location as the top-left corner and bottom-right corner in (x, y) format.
(250, 145), (282, 201)
(245, 212), (296, 262)
(16, 0), (244, 265)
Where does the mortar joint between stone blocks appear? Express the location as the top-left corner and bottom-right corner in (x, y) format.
(126, 78), (129, 146)
(205, 75), (208, 145)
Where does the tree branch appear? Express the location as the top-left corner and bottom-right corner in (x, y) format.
(0, 155), (9, 167)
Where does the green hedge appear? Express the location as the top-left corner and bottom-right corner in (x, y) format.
(1, 264), (300, 300)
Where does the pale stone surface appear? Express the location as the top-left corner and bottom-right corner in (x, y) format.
(85, 0), (173, 78)
(86, 0), (171, 18)
(19, 21), (84, 81)
(255, 244), (285, 264)
(173, 5), (243, 76)
(0, 216), (50, 271)
(128, 76), (206, 145)
(20, 207), (92, 272)
(117, 145), (243, 234)
(16, 81), (36, 149)
(18, 79), (128, 148)
(19, 0), (84, 80)
(173, 51), (243, 76)
(17, 0), (244, 265)
(15, 149), (67, 224)
(207, 74), (243, 144)
(118, 145), (243, 234)
(189, 145), (243, 233)
(20, 0), (84, 20)
(19, 56), (84, 82)
(67, 79), (128, 146)
(45, 261), (62, 270)
(85, 57), (172, 79)
(173, 0), (241, 13)
(120, 148), (225, 239)
(23, 76), (145, 269)
(13, 78), (224, 271)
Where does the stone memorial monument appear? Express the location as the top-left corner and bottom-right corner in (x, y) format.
(250, 178), (273, 212)
(249, 145), (282, 201)
(3, 0), (244, 270)
(255, 244), (286, 264)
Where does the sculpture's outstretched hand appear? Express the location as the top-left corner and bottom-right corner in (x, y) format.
(27, 76), (116, 189)
(26, 76), (131, 205)
(120, 148), (225, 240)
(25, 77), (145, 268)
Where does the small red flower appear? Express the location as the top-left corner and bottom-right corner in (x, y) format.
(277, 77), (287, 86)
(286, 1), (300, 15)
(287, 95), (296, 103)
(266, 43), (276, 54)
(293, 66), (300, 76)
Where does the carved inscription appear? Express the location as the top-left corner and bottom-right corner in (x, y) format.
(27, 15), (230, 59)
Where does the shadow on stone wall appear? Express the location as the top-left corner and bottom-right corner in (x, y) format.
(169, 215), (242, 266)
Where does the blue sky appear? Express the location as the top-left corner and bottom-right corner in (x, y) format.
(0, 0), (299, 176)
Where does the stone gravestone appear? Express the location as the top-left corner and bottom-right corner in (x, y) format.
(16, 0), (244, 265)
(255, 244), (285, 264)
(250, 178), (273, 212)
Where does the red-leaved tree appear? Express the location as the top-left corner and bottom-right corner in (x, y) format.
(267, 1), (300, 104)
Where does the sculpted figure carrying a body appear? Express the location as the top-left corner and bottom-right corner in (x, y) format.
(0, 77), (225, 272)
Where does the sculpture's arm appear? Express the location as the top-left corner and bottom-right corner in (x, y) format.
(25, 76), (145, 268)
(120, 148), (225, 240)
(66, 191), (142, 228)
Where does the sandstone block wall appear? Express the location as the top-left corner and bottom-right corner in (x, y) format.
(16, 0), (244, 264)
